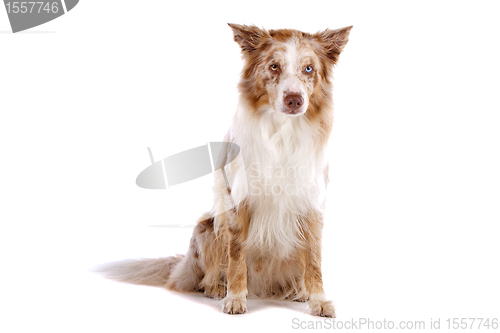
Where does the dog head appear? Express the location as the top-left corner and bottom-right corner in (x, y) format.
(229, 24), (352, 117)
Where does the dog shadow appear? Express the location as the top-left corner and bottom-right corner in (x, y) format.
(166, 289), (309, 315)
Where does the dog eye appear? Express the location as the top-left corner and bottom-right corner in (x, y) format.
(270, 64), (280, 72)
(305, 66), (313, 73)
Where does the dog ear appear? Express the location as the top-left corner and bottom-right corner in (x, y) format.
(315, 26), (353, 63)
(228, 23), (268, 54)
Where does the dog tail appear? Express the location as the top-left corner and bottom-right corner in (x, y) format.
(92, 255), (185, 287)
(93, 214), (214, 291)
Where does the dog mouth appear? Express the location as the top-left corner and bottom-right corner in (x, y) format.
(282, 108), (305, 116)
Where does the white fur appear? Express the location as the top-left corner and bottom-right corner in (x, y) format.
(215, 101), (327, 259)
(222, 290), (248, 314)
(308, 293), (335, 317)
(273, 37), (313, 115)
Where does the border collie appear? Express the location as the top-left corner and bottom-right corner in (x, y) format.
(97, 23), (352, 317)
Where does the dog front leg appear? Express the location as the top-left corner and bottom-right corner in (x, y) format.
(222, 201), (250, 314)
(303, 210), (336, 318)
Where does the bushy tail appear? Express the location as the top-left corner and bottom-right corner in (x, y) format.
(93, 255), (184, 287)
(94, 221), (208, 291)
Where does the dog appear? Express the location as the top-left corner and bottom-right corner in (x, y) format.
(96, 23), (352, 317)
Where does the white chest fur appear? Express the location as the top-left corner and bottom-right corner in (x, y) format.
(231, 110), (328, 258)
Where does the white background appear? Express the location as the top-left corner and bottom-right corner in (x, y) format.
(1, 1), (499, 332)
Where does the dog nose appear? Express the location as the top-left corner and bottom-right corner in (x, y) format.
(284, 93), (304, 110)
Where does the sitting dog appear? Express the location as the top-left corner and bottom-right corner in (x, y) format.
(97, 23), (352, 317)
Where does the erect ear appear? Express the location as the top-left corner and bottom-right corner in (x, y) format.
(315, 26), (353, 63)
(228, 23), (268, 54)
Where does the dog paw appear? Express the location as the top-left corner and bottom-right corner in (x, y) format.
(308, 295), (335, 318)
(222, 292), (247, 314)
(204, 285), (226, 300)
